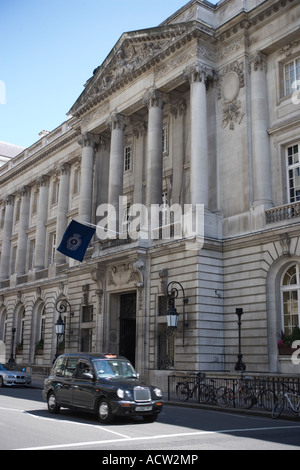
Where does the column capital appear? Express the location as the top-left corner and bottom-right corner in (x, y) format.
(170, 99), (187, 119)
(184, 62), (214, 85)
(59, 163), (71, 175)
(106, 111), (130, 131)
(142, 88), (169, 109)
(248, 51), (267, 74)
(78, 132), (99, 149)
(36, 175), (50, 188)
(19, 185), (31, 197)
(4, 195), (15, 206)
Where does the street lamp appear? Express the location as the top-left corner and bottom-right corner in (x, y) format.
(235, 308), (246, 372)
(55, 300), (67, 359)
(166, 281), (188, 347)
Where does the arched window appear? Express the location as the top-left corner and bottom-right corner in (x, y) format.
(281, 264), (300, 335)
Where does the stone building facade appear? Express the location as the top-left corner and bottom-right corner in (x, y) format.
(0, 0), (300, 387)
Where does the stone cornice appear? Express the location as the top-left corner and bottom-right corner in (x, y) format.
(0, 130), (78, 185)
(215, 0), (297, 44)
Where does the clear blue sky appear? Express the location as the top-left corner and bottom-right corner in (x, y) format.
(1, 0), (219, 149)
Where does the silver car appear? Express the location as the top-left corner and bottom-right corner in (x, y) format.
(0, 364), (31, 387)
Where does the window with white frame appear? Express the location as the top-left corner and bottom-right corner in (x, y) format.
(287, 143), (300, 203)
(124, 145), (131, 172)
(162, 125), (168, 154)
(284, 57), (300, 96)
(281, 264), (300, 336)
(51, 179), (59, 205)
(48, 232), (56, 265)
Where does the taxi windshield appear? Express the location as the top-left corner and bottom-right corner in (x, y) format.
(92, 359), (137, 379)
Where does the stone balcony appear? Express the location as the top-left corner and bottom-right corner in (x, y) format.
(266, 202), (300, 225)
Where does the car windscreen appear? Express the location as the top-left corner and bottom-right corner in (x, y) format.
(0, 364), (7, 371)
(92, 359), (138, 379)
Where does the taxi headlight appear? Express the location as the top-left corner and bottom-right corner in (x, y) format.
(154, 388), (162, 397)
(117, 388), (125, 399)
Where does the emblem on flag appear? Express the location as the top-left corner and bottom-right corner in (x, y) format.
(57, 220), (96, 262)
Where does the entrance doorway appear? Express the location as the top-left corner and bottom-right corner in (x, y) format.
(119, 293), (136, 366)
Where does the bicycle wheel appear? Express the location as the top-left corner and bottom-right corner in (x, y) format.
(260, 389), (276, 411)
(199, 385), (210, 404)
(216, 386), (231, 407)
(237, 387), (254, 409)
(272, 397), (285, 419)
(176, 382), (190, 401)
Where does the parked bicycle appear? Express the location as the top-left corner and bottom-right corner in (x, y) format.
(217, 377), (256, 409)
(176, 373), (215, 404)
(272, 383), (300, 419)
(251, 377), (277, 411)
(176, 372), (204, 402)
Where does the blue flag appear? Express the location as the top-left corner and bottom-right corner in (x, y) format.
(57, 220), (96, 262)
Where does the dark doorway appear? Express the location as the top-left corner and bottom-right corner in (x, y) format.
(119, 293), (136, 366)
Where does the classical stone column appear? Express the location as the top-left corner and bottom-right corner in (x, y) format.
(55, 164), (70, 264)
(15, 186), (31, 275)
(0, 196), (14, 280)
(249, 52), (273, 208)
(133, 123), (147, 206)
(95, 136), (110, 208)
(185, 63), (213, 209)
(34, 176), (49, 270)
(171, 99), (187, 205)
(143, 88), (168, 209)
(106, 112), (128, 232)
(78, 133), (97, 224)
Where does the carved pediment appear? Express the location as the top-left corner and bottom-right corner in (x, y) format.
(68, 22), (208, 117)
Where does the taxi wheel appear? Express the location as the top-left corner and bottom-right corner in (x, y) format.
(96, 398), (114, 424)
(47, 391), (60, 414)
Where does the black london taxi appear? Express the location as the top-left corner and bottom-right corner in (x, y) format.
(42, 353), (163, 423)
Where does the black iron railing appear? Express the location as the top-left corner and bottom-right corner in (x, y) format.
(168, 373), (300, 415)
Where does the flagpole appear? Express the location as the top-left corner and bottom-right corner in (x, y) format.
(73, 218), (122, 236)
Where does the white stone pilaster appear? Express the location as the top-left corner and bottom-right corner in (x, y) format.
(185, 63), (213, 209)
(15, 186), (31, 275)
(249, 52), (273, 209)
(143, 88), (168, 209)
(0, 196), (14, 280)
(78, 133), (97, 224)
(55, 164), (71, 264)
(34, 175), (49, 270)
(107, 112), (128, 231)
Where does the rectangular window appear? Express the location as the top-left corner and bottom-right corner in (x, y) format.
(32, 191), (38, 215)
(28, 239), (35, 270)
(73, 168), (80, 195)
(284, 57), (300, 96)
(124, 146), (131, 172)
(14, 199), (21, 224)
(51, 180), (59, 205)
(82, 305), (93, 323)
(287, 144), (300, 203)
(162, 126), (168, 154)
(48, 232), (56, 265)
